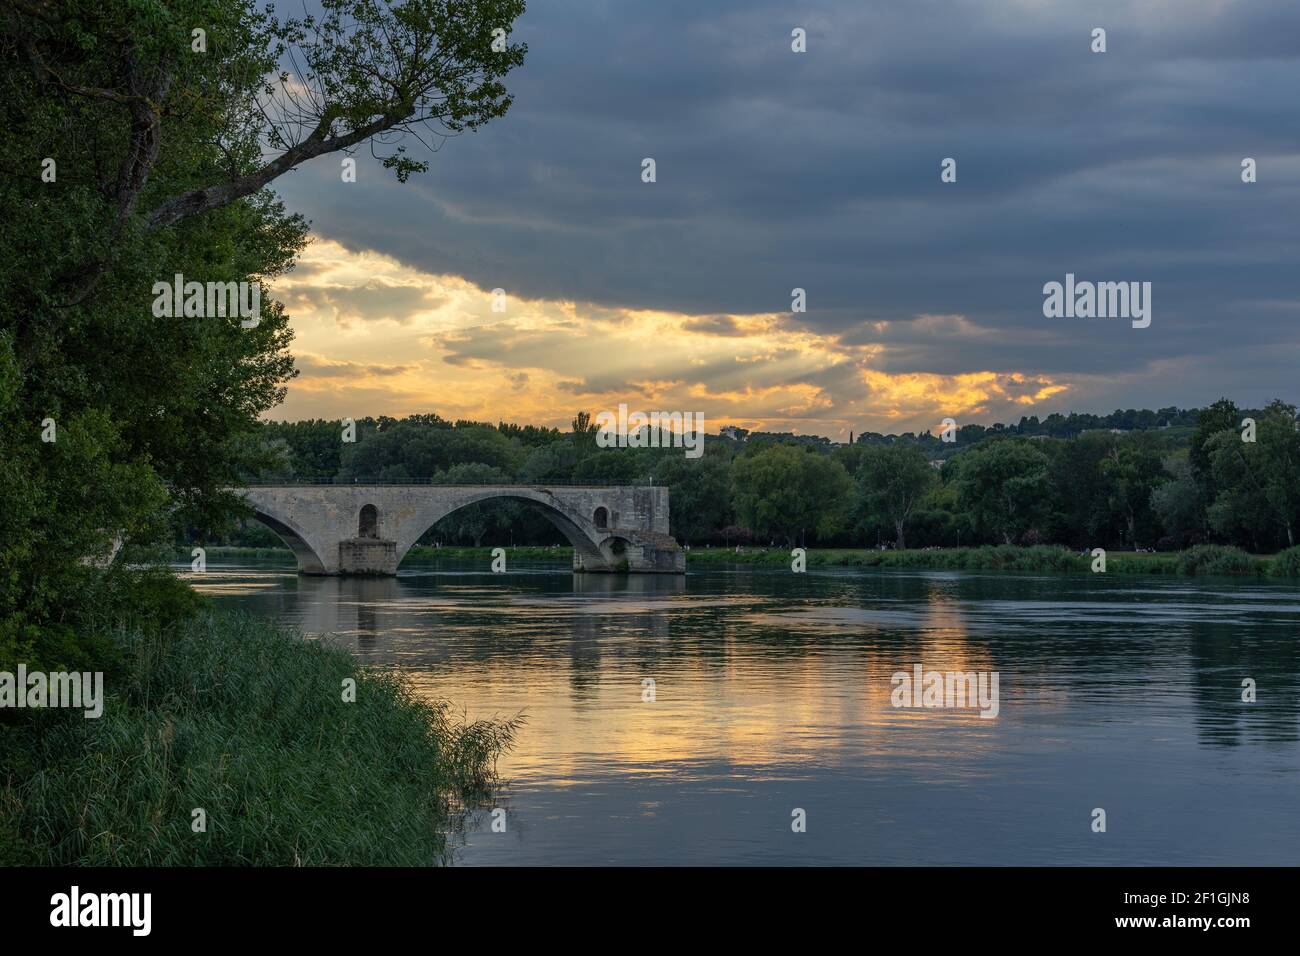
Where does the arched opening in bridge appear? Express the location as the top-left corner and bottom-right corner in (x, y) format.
(593, 506), (608, 529)
(396, 493), (607, 571)
(248, 510), (328, 574)
(358, 504), (379, 539)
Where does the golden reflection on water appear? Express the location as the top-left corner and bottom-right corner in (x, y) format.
(188, 566), (1019, 782)
(371, 575), (1018, 786)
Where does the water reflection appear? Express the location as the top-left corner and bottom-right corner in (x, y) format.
(184, 559), (1300, 865)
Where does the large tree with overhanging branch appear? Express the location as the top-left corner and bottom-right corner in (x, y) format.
(0, 0), (526, 660)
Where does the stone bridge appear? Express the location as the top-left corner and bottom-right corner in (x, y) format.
(234, 483), (684, 576)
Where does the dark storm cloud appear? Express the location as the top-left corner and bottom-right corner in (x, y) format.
(273, 0), (1300, 413)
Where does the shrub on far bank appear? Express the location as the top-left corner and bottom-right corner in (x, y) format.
(1175, 544), (1260, 577)
(1268, 545), (1300, 578)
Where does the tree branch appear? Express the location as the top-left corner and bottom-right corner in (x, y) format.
(142, 105), (413, 231)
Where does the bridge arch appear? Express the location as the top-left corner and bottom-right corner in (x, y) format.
(247, 506), (329, 574)
(397, 489), (612, 570)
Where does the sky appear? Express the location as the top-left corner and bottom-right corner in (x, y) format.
(266, 0), (1300, 439)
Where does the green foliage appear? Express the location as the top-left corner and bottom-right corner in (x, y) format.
(683, 543), (1277, 577)
(1150, 455), (1201, 548)
(1, 567), (203, 676)
(1097, 433), (1167, 549)
(654, 448), (733, 544)
(951, 439), (1052, 545)
(1043, 430), (1116, 545)
(855, 444), (936, 549)
(1205, 401), (1300, 550)
(1176, 545), (1260, 577)
(572, 447), (653, 483)
(519, 439), (579, 482)
(686, 544), (1087, 573)
(1, 0), (528, 664)
(1190, 398), (1240, 478)
(339, 419), (526, 478)
(0, 612), (516, 865)
(1268, 546), (1300, 578)
(731, 444), (853, 546)
(260, 419), (345, 478)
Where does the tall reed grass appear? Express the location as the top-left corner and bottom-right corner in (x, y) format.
(1, 612), (518, 866)
(685, 543), (1287, 577)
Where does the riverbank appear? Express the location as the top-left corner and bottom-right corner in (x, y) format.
(178, 542), (1300, 577)
(178, 544), (570, 563)
(0, 609), (517, 865)
(688, 543), (1300, 577)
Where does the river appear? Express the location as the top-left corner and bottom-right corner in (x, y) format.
(184, 556), (1300, 866)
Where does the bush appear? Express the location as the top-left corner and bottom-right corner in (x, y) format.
(1176, 544), (1260, 577)
(0, 567), (204, 676)
(1268, 546), (1300, 578)
(0, 612), (517, 866)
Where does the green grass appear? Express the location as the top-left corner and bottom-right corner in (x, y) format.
(685, 543), (1284, 577)
(1174, 544), (1264, 577)
(0, 611), (518, 866)
(172, 545), (296, 561)
(402, 545), (571, 563)
(178, 542), (1300, 579)
(1268, 545), (1300, 578)
(175, 544), (575, 565)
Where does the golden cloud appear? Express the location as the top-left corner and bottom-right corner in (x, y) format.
(266, 237), (1074, 437)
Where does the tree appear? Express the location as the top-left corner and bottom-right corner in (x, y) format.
(654, 448), (732, 545)
(855, 444), (935, 550)
(266, 419), (348, 478)
(0, 1), (527, 658)
(7, 0), (526, 307)
(338, 419), (523, 478)
(434, 462), (513, 546)
(1191, 398), (1241, 478)
(730, 444), (852, 547)
(1207, 401), (1300, 549)
(1045, 431), (1116, 546)
(1098, 436), (1166, 549)
(952, 440), (1051, 545)
(573, 447), (651, 483)
(570, 410), (599, 455)
(519, 440), (579, 483)
(1205, 431), (1272, 550)
(1150, 456), (1201, 548)
(1189, 398), (1240, 539)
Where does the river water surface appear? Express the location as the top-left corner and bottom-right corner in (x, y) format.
(186, 557), (1300, 866)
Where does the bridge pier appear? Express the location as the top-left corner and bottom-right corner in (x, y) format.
(575, 530), (685, 574)
(338, 538), (398, 576)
